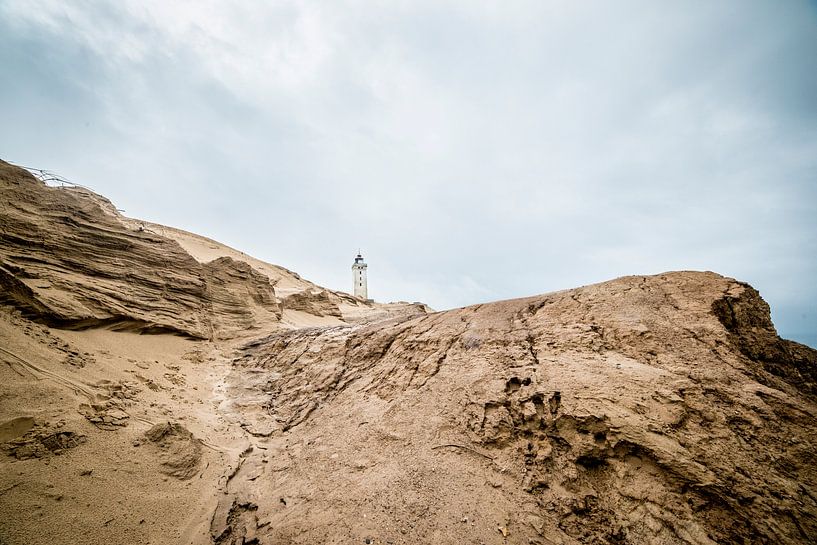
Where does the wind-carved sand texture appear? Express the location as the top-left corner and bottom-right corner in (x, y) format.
(0, 158), (815, 544)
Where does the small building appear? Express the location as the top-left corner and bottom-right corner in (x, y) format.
(352, 253), (368, 300)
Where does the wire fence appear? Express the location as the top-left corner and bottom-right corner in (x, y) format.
(11, 162), (95, 192)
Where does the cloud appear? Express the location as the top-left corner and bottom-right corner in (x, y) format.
(1, 0), (815, 344)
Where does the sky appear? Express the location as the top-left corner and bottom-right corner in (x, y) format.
(1, 1), (816, 346)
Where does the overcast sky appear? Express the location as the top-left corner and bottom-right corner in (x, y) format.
(1, 1), (815, 346)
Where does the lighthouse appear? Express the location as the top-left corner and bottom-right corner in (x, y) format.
(352, 252), (368, 300)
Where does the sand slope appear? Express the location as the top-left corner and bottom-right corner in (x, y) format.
(221, 271), (817, 544)
(0, 161), (282, 339)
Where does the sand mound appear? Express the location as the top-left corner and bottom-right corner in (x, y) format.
(281, 289), (342, 318)
(226, 271), (817, 544)
(142, 422), (203, 480)
(0, 160), (282, 339)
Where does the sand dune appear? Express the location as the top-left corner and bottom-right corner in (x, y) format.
(1, 160), (815, 544)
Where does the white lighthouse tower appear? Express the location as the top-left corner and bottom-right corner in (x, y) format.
(352, 252), (368, 300)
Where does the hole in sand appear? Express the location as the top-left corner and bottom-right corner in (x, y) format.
(0, 416), (35, 443)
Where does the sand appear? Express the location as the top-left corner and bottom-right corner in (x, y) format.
(1, 160), (816, 544)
